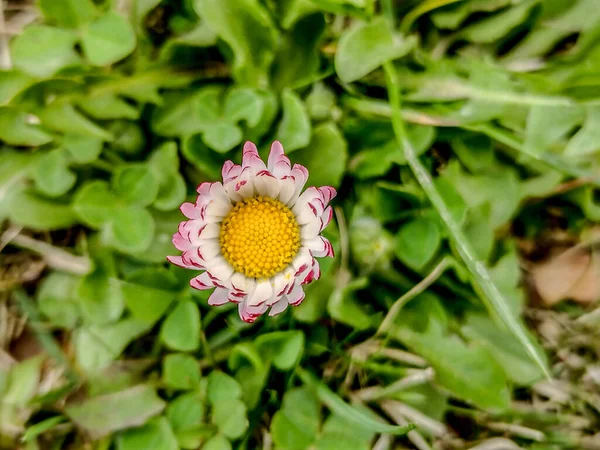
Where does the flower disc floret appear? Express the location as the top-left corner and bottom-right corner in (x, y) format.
(220, 196), (300, 279)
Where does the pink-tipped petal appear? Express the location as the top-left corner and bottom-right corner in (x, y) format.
(190, 272), (214, 290)
(269, 299), (289, 316)
(208, 287), (230, 306)
(286, 284), (305, 306)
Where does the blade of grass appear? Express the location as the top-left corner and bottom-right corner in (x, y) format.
(296, 367), (415, 436)
(382, 61), (551, 379)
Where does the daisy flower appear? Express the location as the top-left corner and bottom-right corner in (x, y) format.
(168, 141), (336, 323)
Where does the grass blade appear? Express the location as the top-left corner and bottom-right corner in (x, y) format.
(296, 367), (415, 436)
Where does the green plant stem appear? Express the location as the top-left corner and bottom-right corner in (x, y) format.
(382, 61), (550, 379)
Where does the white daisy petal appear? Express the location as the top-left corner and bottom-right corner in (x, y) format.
(269, 299), (289, 316)
(286, 284), (305, 306)
(208, 288), (230, 306)
(254, 172), (281, 198)
(247, 280), (273, 307)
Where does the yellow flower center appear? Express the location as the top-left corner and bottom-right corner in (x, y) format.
(220, 196), (300, 279)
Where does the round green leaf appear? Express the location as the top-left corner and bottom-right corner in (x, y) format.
(112, 164), (158, 207)
(81, 12), (136, 66)
(37, 272), (80, 329)
(63, 134), (103, 163)
(160, 301), (200, 352)
(39, 0), (96, 28)
(117, 417), (178, 450)
(8, 189), (77, 230)
(34, 149), (76, 197)
(275, 89), (311, 152)
(211, 399), (248, 440)
(11, 25), (79, 77)
(0, 107), (53, 147)
(110, 206), (155, 254)
(166, 392), (205, 432)
(202, 435), (232, 450)
(73, 180), (119, 228)
(395, 217), (441, 271)
(163, 353), (202, 390)
(202, 122), (243, 153)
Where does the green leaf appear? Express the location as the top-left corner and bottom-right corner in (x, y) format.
(81, 12), (137, 66)
(564, 105), (600, 156)
(275, 89), (311, 152)
(112, 164), (159, 207)
(74, 319), (151, 371)
(162, 353), (202, 390)
(79, 94), (140, 120)
(160, 301), (200, 352)
(33, 148), (76, 197)
(66, 385), (166, 438)
(207, 371), (243, 404)
(21, 416), (66, 443)
(110, 206), (156, 254)
(203, 122), (243, 153)
(293, 122), (347, 188)
(270, 387), (320, 450)
(38, 103), (113, 140)
(63, 134), (103, 163)
(271, 12), (326, 90)
(211, 399), (248, 440)
(117, 417), (178, 450)
(202, 435), (232, 450)
(462, 313), (546, 386)
(335, 17), (414, 83)
(39, 0), (96, 28)
(460, 1), (537, 44)
(255, 331), (304, 370)
(122, 269), (178, 325)
(3, 356), (43, 406)
(524, 104), (583, 155)
(11, 25), (79, 77)
(0, 70), (35, 105)
(166, 392), (205, 432)
(395, 217), (441, 271)
(0, 107), (53, 146)
(194, 0), (278, 86)
(395, 326), (511, 411)
(77, 270), (124, 325)
(223, 88), (265, 127)
(8, 189), (78, 230)
(73, 181), (119, 228)
(296, 367), (415, 435)
(315, 413), (376, 450)
(37, 272), (80, 329)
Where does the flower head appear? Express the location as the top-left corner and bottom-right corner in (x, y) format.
(169, 141), (336, 323)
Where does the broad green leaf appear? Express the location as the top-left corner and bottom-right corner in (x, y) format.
(11, 25), (79, 77)
(66, 385), (165, 438)
(112, 164), (159, 207)
(203, 122), (243, 153)
(79, 94), (140, 120)
(462, 313), (546, 386)
(0, 71), (34, 105)
(21, 416), (66, 443)
(335, 17), (414, 83)
(8, 189), (77, 230)
(37, 272), (80, 329)
(151, 87), (223, 137)
(207, 371), (243, 404)
(0, 107), (53, 146)
(160, 301), (200, 352)
(162, 353), (201, 390)
(275, 89), (311, 152)
(38, 104), (113, 140)
(395, 217), (441, 271)
(122, 269), (178, 324)
(195, 0), (278, 86)
(74, 319), (151, 371)
(296, 367), (415, 435)
(271, 12), (326, 90)
(564, 105), (600, 156)
(395, 326), (511, 411)
(108, 120), (146, 155)
(81, 12), (137, 66)
(270, 387), (320, 449)
(211, 399), (248, 440)
(306, 82), (337, 121)
(39, 0), (96, 28)
(315, 413), (375, 450)
(63, 134), (103, 163)
(77, 270), (124, 326)
(117, 417), (178, 450)
(223, 88), (265, 127)
(255, 331), (304, 370)
(73, 181), (119, 228)
(166, 392), (205, 432)
(110, 206), (156, 254)
(34, 148), (76, 197)
(202, 435), (232, 450)
(293, 122), (347, 188)
(3, 356), (43, 406)
(525, 104), (583, 155)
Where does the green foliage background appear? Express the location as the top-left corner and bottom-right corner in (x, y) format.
(1, 0), (599, 449)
